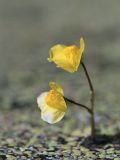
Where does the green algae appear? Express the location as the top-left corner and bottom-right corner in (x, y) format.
(0, 108), (120, 159)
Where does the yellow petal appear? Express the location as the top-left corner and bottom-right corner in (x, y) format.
(45, 89), (67, 112)
(61, 45), (80, 72)
(37, 90), (66, 124)
(49, 82), (64, 95)
(72, 38), (85, 71)
(79, 37), (85, 54)
(48, 38), (85, 73)
(41, 107), (65, 124)
(48, 44), (66, 62)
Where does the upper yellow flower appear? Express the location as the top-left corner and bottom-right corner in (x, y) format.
(48, 38), (85, 73)
(37, 82), (67, 124)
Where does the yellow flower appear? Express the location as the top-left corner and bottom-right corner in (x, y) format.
(37, 82), (67, 124)
(48, 38), (85, 73)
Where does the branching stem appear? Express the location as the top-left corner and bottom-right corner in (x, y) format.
(81, 61), (95, 140)
(64, 97), (92, 114)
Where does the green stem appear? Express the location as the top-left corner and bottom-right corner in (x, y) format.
(65, 97), (92, 114)
(81, 61), (96, 140)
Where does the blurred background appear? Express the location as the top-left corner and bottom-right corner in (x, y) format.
(0, 0), (120, 148)
(1, 0), (120, 109)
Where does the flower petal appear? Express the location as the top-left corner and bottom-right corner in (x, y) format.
(41, 107), (65, 124)
(37, 92), (48, 111)
(49, 82), (64, 95)
(48, 44), (66, 62)
(62, 45), (80, 72)
(48, 38), (85, 73)
(79, 37), (85, 54)
(45, 89), (67, 112)
(37, 86), (67, 124)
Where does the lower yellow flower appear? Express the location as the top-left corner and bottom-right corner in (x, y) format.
(37, 82), (67, 124)
(48, 38), (85, 73)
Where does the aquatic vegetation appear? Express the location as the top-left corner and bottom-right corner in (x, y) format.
(37, 38), (96, 140)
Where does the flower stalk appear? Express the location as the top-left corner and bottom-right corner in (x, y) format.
(64, 61), (96, 140)
(81, 61), (95, 140)
(64, 97), (92, 114)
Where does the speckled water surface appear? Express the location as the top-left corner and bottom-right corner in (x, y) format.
(0, 0), (120, 159)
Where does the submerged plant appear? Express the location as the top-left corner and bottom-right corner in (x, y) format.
(37, 38), (96, 140)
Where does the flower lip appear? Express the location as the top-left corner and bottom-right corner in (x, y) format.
(49, 81), (64, 95)
(45, 89), (67, 112)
